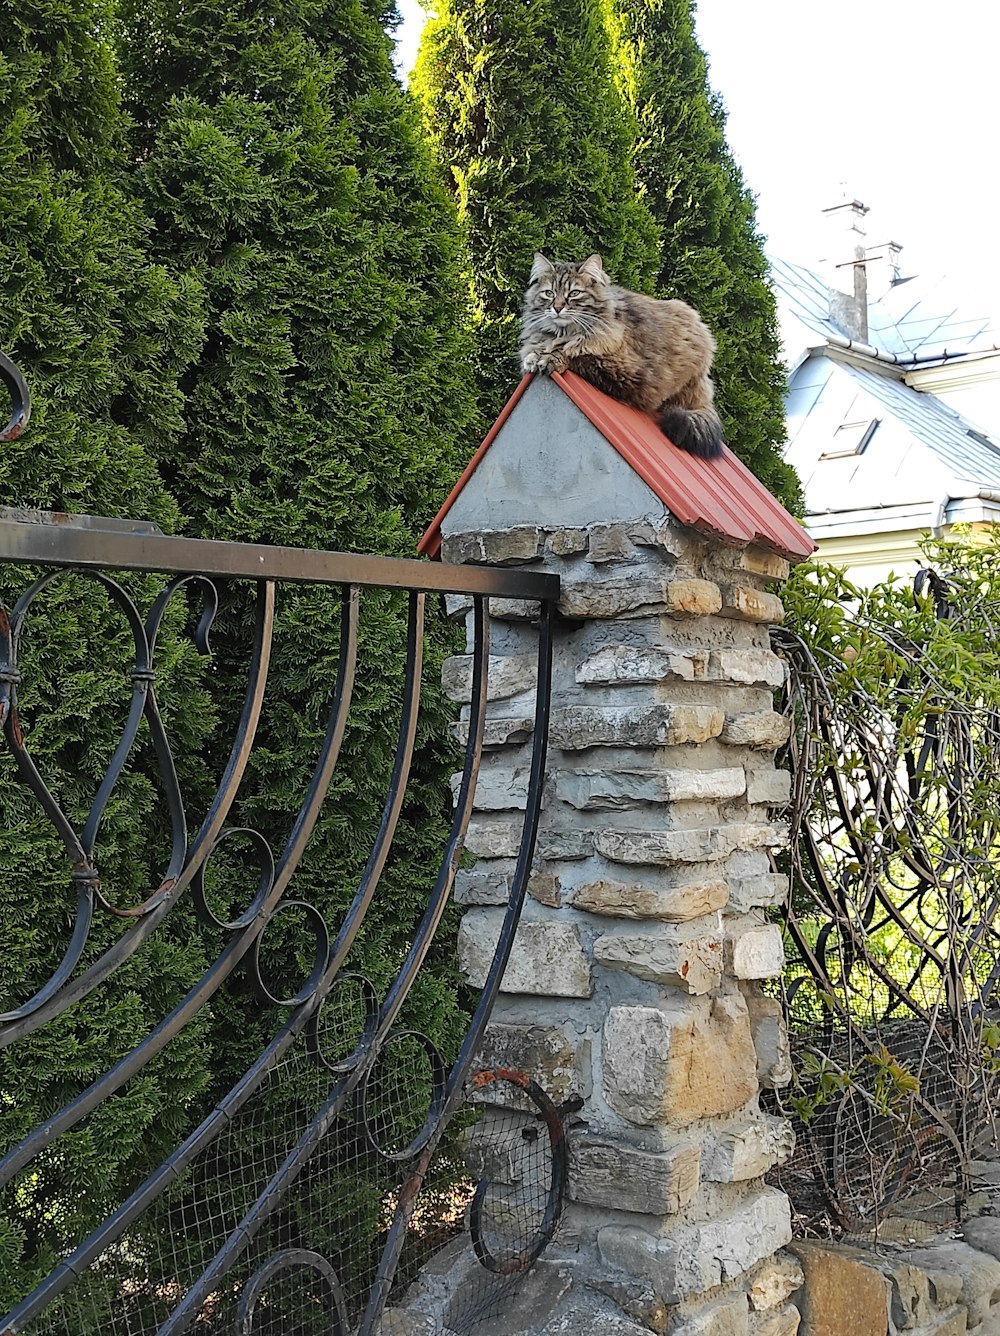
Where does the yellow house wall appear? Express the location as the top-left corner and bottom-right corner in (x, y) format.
(815, 524), (995, 587)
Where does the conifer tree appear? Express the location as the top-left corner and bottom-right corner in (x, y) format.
(412, 0), (661, 419)
(116, 0), (478, 1286)
(605, 0), (801, 508)
(0, 0), (214, 1311)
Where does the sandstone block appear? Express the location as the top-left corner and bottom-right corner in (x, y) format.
(914, 1311), (968, 1336)
(459, 911), (593, 997)
(587, 523), (636, 564)
(454, 866), (513, 906)
(450, 714), (534, 748)
(728, 923), (786, 979)
(726, 848), (771, 878)
(749, 1307), (800, 1336)
(486, 597), (542, 621)
(586, 1279), (669, 1336)
(602, 994), (758, 1127)
(671, 1294), (750, 1336)
(465, 818), (522, 859)
(547, 527), (588, 556)
(702, 1114), (795, 1182)
(749, 1256), (805, 1311)
(375, 1310), (438, 1336)
(474, 1022), (583, 1105)
(537, 827), (594, 860)
(721, 711), (792, 750)
(452, 766), (529, 811)
(662, 578), (724, 617)
(879, 1258), (964, 1331)
(594, 924), (723, 994)
(728, 872), (789, 914)
(551, 704), (724, 750)
(555, 767), (745, 809)
(629, 519), (699, 559)
(441, 526), (543, 566)
(528, 871), (562, 907)
(745, 989), (792, 1088)
(570, 876), (729, 922)
(746, 766), (792, 806)
(559, 576), (669, 620)
(442, 653), (537, 703)
(734, 546), (792, 581)
(787, 1242), (890, 1336)
(576, 643), (709, 685)
(711, 648), (786, 687)
(569, 1135), (700, 1216)
(720, 585), (786, 624)
(596, 822), (785, 867)
(904, 1241), (1000, 1330)
(598, 1189), (792, 1300)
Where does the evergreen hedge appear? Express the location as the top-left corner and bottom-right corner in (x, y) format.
(114, 0), (480, 1305)
(412, 0), (661, 420)
(0, 0), (215, 1306)
(605, 0), (802, 509)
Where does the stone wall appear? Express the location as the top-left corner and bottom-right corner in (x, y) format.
(787, 1230), (1000, 1336)
(436, 517), (799, 1335)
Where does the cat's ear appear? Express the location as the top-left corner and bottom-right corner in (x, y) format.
(530, 252), (554, 282)
(579, 253), (607, 281)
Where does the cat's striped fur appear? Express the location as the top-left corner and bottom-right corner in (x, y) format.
(519, 253), (724, 459)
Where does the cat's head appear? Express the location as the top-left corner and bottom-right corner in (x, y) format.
(522, 253), (612, 334)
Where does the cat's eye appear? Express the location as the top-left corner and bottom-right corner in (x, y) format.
(539, 288), (553, 299)
(569, 287), (583, 296)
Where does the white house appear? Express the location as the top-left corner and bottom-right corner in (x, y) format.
(771, 200), (1000, 585)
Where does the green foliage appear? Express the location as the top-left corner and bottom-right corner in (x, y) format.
(412, 0), (661, 420)
(0, 0), (214, 1311)
(604, 0), (801, 509)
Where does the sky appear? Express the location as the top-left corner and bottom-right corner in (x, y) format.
(393, 0), (1000, 320)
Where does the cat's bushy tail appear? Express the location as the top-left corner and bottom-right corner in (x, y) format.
(658, 404), (725, 460)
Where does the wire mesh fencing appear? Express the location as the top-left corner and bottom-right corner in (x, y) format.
(770, 557), (1000, 1243)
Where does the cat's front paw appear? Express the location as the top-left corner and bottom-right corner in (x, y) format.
(534, 352), (568, 376)
(521, 350), (542, 374)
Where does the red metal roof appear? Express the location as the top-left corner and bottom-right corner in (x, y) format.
(418, 372), (815, 562)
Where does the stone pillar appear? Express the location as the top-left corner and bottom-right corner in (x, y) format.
(444, 518), (799, 1336)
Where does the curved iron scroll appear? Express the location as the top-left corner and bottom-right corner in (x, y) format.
(0, 460), (559, 1333)
(0, 350), (30, 441)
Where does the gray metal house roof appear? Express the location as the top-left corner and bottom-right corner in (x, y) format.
(769, 255), (1000, 363)
(835, 358), (1000, 489)
(773, 253), (1000, 528)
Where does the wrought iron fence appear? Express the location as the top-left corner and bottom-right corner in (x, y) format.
(771, 568), (1000, 1239)
(0, 356), (563, 1333)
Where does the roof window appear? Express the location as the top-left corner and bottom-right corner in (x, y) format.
(820, 416), (880, 460)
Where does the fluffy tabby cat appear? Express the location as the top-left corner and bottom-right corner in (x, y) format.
(519, 252), (724, 459)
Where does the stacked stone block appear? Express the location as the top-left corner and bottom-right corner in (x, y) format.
(443, 517), (799, 1335)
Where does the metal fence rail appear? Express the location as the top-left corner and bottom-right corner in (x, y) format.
(0, 472), (559, 1330)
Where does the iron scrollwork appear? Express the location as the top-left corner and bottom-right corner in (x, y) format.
(773, 569), (1000, 1233)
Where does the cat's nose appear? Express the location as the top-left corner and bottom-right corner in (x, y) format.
(553, 300), (565, 312)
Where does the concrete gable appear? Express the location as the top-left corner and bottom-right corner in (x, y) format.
(440, 376), (669, 538)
